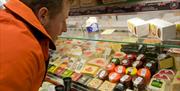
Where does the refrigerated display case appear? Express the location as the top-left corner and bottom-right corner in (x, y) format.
(40, 0), (180, 91)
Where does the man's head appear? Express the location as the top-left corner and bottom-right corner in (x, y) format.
(21, 0), (72, 40)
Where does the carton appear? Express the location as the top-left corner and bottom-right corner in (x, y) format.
(127, 18), (149, 37)
(147, 19), (176, 40)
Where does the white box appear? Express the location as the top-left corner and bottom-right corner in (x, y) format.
(147, 19), (176, 40)
(127, 18), (149, 37)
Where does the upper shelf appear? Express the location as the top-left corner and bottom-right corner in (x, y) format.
(59, 30), (180, 48)
(69, 0), (180, 16)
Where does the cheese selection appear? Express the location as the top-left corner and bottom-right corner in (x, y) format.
(46, 38), (180, 91)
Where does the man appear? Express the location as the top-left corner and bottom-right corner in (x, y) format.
(0, 0), (71, 91)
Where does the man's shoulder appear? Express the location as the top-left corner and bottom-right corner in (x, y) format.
(0, 10), (42, 53)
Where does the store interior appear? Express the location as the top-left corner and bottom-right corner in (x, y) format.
(39, 0), (180, 91)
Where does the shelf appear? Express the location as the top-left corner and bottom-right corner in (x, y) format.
(59, 30), (180, 48)
(70, 0), (180, 16)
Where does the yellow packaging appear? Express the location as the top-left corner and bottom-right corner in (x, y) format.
(159, 57), (174, 69)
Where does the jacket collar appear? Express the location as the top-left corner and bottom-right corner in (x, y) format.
(4, 0), (56, 50)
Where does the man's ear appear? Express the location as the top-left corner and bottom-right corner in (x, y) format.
(37, 7), (49, 26)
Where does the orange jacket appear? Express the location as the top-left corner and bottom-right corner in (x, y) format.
(0, 0), (55, 91)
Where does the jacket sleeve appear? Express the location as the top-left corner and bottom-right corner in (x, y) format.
(0, 22), (44, 91)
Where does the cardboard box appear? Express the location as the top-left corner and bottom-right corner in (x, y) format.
(127, 18), (149, 37)
(80, 0), (97, 7)
(147, 19), (176, 40)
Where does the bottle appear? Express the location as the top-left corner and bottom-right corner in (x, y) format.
(63, 77), (72, 91)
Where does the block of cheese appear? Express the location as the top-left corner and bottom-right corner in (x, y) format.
(147, 18), (176, 40)
(87, 78), (103, 89)
(80, 0), (97, 7)
(127, 18), (149, 37)
(88, 58), (107, 68)
(98, 81), (116, 91)
(81, 64), (100, 77)
(171, 71), (180, 91)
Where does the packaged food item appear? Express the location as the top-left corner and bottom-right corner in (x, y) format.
(98, 69), (109, 80)
(109, 72), (123, 83)
(147, 18), (176, 40)
(81, 64), (99, 77)
(106, 63), (116, 72)
(111, 58), (120, 65)
(132, 76), (146, 91)
(48, 65), (58, 74)
(77, 75), (93, 85)
(54, 67), (65, 77)
(121, 59), (132, 67)
(158, 54), (174, 69)
(171, 71), (180, 91)
(125, 54), (137, 61)
(83, 50), (94, 61)
(158, 69), (175, 80)
(61, 69), (74, 78)
(148, 78), (168, 91)
(127, 18), (149, 37)
(137, 68), (151, 83)
(144, 61), (157, 76)
(126, 67), (137, 76)
(136, 54), (145, 62)
(113, 83), (126, 91)
(114, 65), (126, 74)
(98, 81), (116, 91)
(120, 75), (132, 89)
(132, 61), (143, 69)
(87, 78), (103, 89)
(113, 52), (126, 59)
(88, 58), (107, 67)
(80, 0), (97, 7)
(95, 48), (105, 57)
(71, 72), (83, 81)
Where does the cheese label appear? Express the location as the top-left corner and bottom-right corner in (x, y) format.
(109, 73), (117, 81)
(134, 77), (143, 86)
(117, 66), (123, 73)
(120, 75), (129, 82)
(141, 69), (147, 77)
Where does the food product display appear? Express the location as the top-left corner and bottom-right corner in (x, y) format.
(46, 39), (180, 91)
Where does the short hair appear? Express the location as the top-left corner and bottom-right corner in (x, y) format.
(20, 0), (68, 18)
